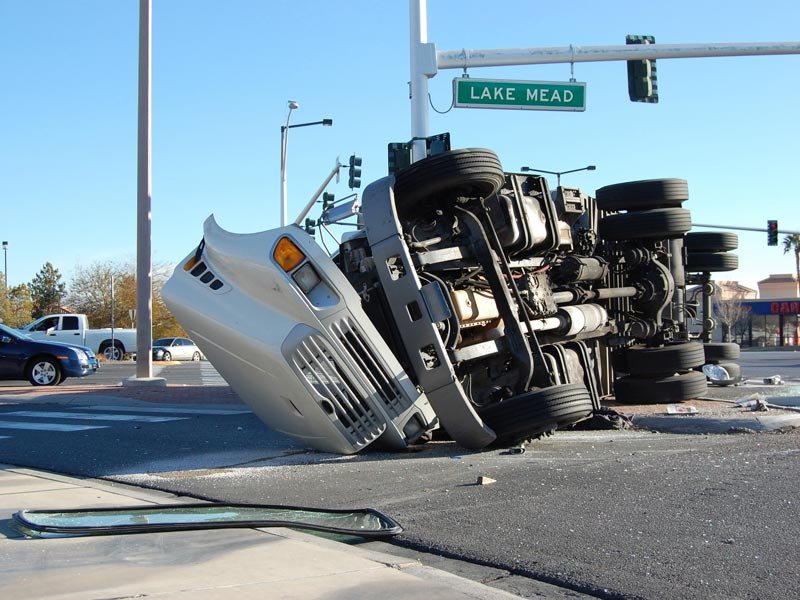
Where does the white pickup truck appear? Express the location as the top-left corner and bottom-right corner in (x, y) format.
(20, 313), (136, 360)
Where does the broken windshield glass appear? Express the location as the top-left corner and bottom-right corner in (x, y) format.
(12, 502), (402, 539)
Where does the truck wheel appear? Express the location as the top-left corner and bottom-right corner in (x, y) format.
(28, 357), (62, 386)
(684, 252), (739, 272)
(684, 232), (738, 252)
(621, 342), (706, 377)
(599, 208), (692, 241)
(479, 383), (593, 445)
(392, 148), (505, 211)
(596, 178), (689, 211)
(613, 370), (707, 404)
(100, 342), (125, 361)
(703, 342), (740, 363)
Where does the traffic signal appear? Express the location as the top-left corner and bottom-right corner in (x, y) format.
(348, 155), (362, 189)
(304, 218), (316, 236)
(626, 35), (658, 103)
(322, 192), (335, 211)
(768, 220), (779, 246)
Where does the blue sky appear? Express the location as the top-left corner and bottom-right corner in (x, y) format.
(2, 1), (799, 293)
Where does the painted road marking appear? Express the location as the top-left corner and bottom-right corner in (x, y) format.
(72, 405), (250, 415)
(2, 411), (188, 423)
(0, 420), (108, 432)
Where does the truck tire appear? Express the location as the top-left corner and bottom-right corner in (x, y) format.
(621, 342), (706, 376)
(100, 341), (125, 361)
(703, 342), (740, 362)
(684, 232), (738, 252)
(28, 357), (62, 386)
(614, 370), (707, 404)
(480, 383), (593, 445)
(685, 252), (739, 273)
(599, 207), (692, 241)
(596, 178), (689, 211)
(392, 148), (505, 211)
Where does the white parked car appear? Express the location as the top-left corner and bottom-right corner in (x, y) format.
(152, 337), (204, 361)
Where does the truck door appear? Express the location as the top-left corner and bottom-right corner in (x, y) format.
(25, 316), (61, 341)
(56, 315), (84, 344)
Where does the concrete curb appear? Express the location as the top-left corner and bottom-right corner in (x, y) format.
(631, 412), (800, 434)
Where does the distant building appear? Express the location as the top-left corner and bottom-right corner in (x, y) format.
(713, 280), (758, 301)
(757, 273), (799, 299)
(687, 279), (800, 348)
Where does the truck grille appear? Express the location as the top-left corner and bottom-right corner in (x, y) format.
(292, 334), (384, 447)
(327, 317), (405, 417)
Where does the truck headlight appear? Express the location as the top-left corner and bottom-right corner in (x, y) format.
(292, 263), (322, 294)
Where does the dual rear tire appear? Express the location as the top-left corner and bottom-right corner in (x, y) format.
(613, 342), (707, 404)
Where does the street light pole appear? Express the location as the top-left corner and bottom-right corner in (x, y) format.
(280, 100), (299, 227)
(520, 165), (596, 187)
(2, 241), (7, 292)
(279, 103), (332, 226)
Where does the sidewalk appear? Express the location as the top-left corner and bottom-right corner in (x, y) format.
(0, 465), (524, 600)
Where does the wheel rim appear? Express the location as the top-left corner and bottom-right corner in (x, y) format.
(103, 346), (122, 360)
(32, 361), (57, 385)
(163, 352), (171, 361)
(192, 352), (200, 361)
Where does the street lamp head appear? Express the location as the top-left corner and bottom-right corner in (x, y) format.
(288, 100), (299, 110)
(1, 241), (6, 249)
(587, 165), (597, 171)
(520, 166), (532, 172)
(322, 118), (333, 126)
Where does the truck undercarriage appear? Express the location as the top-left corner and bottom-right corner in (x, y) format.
(163, 148), (739, 453)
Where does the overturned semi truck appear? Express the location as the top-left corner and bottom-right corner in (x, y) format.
(162, 148), (739, 454)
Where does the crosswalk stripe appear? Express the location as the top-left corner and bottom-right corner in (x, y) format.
(2, 411), (187, 423)
(0, 421), (108, 432)
(72, 405), (250, 415)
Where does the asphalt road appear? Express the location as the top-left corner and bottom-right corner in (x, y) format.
(1, 355), (799, 599)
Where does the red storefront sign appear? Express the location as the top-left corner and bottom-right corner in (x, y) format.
(770, 301), (800, 315)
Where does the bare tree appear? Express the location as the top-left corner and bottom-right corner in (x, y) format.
(66, 260), (185, 339)
(715, 290), (749, 343)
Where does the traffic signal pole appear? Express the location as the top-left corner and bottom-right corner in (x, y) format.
(433, 42), (800, 70)
(408, 0), (800, 163)
(693, 223), (800, 235)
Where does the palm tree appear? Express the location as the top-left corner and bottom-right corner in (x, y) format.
(783, 234), (800, 297)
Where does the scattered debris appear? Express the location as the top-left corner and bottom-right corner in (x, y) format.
(666, 404), (698, 415)
(573, 407), (633, 430)
(736, 394), (770, 412)
(477, 476), (497, 486)
(763, 375), (784, 385)
(508, 446), (526, 455)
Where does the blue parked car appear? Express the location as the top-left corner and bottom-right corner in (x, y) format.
(0, 323), (98, 386)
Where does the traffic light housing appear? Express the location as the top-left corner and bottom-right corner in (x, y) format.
(322, 192), (335, 211)
(768, 220), (778, 246)
(626, 35), (658, 103)
(348, 155), (362, 189)
(304, 218), (316, 236)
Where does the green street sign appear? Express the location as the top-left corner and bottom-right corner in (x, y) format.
(453, 78), (586, 112)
